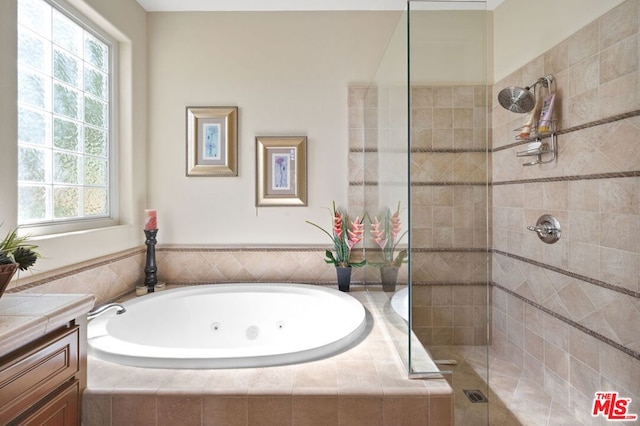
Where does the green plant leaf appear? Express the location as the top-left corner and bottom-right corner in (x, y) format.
(324, 250), (337, 265)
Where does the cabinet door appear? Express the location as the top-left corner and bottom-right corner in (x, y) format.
(14, 380), (79, 426)
(0, 327), (79, 424)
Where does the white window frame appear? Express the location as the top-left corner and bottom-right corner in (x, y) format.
(17, 0), (118, 236)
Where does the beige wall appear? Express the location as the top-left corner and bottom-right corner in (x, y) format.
(146, 11), (404, 245)
(370, 10), (489, 86)
(493, 0), (626, 82)
(1, 0), (148, 275)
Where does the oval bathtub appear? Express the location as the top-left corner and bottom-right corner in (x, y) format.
(87, 283), (368, 369)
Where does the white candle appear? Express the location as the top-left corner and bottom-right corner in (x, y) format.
(144, 209), (157, 230)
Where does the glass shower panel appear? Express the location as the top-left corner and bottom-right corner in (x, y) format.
(409, 0), (491, 422)
(358, 6), (490, 416)
(355, 9), (419, 373)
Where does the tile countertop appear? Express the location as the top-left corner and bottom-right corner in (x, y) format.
(0, 293), (96, 358)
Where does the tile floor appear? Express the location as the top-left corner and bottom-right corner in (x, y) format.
(428, 345), (583, 425)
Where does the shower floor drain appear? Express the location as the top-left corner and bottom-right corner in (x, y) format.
(463, 389), (488, 403)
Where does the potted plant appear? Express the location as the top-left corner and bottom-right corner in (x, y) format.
(0, 226), (40, 298)
(306, 202), (366, 291)
(369, 202), (408, 292)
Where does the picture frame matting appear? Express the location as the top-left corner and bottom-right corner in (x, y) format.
(255, 136), (308, 207)
(186, 106), (238, 176)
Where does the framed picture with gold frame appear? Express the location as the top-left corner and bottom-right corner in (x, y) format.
(255, 136), (307, 207)
(186, 106), (238, 176)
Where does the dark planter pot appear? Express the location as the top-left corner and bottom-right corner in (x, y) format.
(381, 266), (399, 292)
(336, 266), (352, 292)
(0, 263), (19, 300)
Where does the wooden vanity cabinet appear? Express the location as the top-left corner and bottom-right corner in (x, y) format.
(0, 322), (85, 426)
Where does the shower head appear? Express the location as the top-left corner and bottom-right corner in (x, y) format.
(497, 86), (536, 113)
(497, 74), (554, 114)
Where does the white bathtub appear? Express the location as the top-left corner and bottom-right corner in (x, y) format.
(87, 283), (368, 369)
(391, 286), (409, 322)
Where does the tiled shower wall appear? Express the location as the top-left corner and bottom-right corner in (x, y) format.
(347, 85), (490, 347)
(491, 0), (640, 422)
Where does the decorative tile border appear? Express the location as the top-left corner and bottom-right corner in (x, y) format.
(492, 282), (640, 362)
(355, 173), (640, 187)
(350, 148), (488, 153)
(351, 181), (489, 186)
(413, 281), (487, 287)
(493, 170), (640, 186)
(493, 249), (640, 299)
(493, 109), (640, 153)
(412, 248), (489, 253)
(156, 247), (324, 253)
(6, 249), (144, 293)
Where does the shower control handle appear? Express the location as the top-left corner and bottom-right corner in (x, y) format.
(527, 224), (554, 235)
(527, 214), (561, 244)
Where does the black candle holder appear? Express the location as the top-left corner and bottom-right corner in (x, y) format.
(144, 229), (158, 292)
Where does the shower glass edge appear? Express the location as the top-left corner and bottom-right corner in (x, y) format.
(362, 0), (492, 385)
(406, 0), (491, 389)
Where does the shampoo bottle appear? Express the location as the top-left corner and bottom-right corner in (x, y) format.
(537, 93), (556, 133)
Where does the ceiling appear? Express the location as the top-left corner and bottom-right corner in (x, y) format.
(135, 0), (504, 12)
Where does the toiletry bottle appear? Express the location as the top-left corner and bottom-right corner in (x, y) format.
(538, 93), (556, 133)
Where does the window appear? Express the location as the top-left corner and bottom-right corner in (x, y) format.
(17, 0), (115, 231)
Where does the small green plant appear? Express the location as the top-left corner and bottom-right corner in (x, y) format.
(0, 226), (40, 271)
(306, 202), (367, 268)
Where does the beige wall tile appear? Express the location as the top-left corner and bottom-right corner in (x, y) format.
(600, 246), (640, 292)
(454, 86), (474, 107)
(570, 54), (600, 97)
(412, 107), (433, 129)
(567, 21), (600, 66)
(566, 88), (600, 127)
(411, 87), (434, 107)
(599, 0), (639, 50)
(383, 397), (429, 425)
(568, 328), (600, 371)
(599, 71), (640, 116)
(292, 396), (339, 426)
(157, 395), (202, 426)
(432, 129), (453, 149)
(599, 35), (638, 85)
(82, 393), (111, 426)
(203, 397), (248, 426)
(600, 341), (640, 396)
(453, 108), (474, 129)
(248, 397), (292, 426)
(338, 397), (383, 426)
(112, 394), (157, 426)
(433, 108), (453, 129)
(544, 39), (569, 76)
(434, 87), (453, 107)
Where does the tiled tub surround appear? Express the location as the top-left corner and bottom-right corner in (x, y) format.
(5, 247), (374, 306)
(5, 249), (146, 305)
(83, 288), (454, 426)
(491, 0), (640, 423)
(154, 247), (368, 285)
